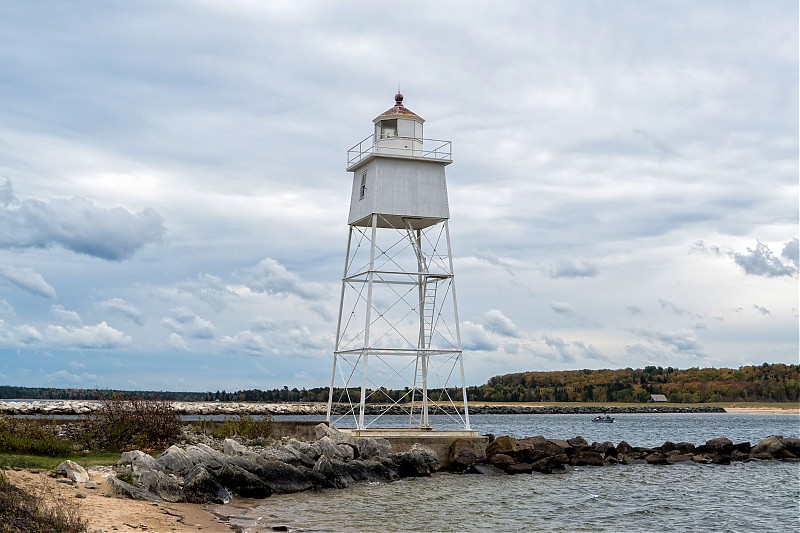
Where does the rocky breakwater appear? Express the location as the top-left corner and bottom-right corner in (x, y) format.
(0, 400), (327, 416)
(447, 434), (800, 475)
(73, 424), (439, 504)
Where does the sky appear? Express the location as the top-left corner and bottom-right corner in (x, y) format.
(0, 0), (797, 392)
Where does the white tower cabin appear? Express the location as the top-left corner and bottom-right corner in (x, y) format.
(327, 93), (471, 432)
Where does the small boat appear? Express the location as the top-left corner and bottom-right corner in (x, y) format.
(592, 414), (615, 423)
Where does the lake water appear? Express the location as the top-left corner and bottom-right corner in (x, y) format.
(215, 413), (799, 532)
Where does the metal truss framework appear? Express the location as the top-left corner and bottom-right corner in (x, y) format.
(326, 214), (471, 430)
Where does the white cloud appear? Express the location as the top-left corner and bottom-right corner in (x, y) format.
(49, 304), (82, 326)
(461, 321), (500, 352)
(221, 317), (327, 357)
(162, 307), (215, 340)
(97, 298), (145, 326)
(545, 258), (599, 279)
(167, 333), (189, 351)
(482, 309), (520, 338)
(44, 322), (132, 349)
(0, 178), (164, 261)
(239, 258), (327, 302)
(178, 273), (236, 312)
(0, 265), (57, 299)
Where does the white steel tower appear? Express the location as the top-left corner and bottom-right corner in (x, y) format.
(327, 93), (470, 431)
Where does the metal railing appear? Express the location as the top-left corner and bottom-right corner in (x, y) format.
(347, 134), (452, 167)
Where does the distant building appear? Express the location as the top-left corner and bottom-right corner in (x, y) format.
(650, 394), (669, 402)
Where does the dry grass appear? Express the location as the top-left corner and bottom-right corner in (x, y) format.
(0, 469), (88, 533)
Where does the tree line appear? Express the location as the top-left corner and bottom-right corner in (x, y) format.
(1, 363), (797, 404)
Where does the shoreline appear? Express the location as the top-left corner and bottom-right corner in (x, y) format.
(3, 468), (229, 532)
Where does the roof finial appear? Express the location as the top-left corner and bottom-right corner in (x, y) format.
(394, 88), (403, 107)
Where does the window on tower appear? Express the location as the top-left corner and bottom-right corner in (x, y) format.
(379, 119), (398, 139)
(359, 171), (367, 200)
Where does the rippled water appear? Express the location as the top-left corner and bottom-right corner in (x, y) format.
(216, 414), (800, 532)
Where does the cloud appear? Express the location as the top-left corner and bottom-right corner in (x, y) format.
(733, 241), (798, 278)
(0, 178), (164, 261)
(460, 321), (500, 351)
(545, 258), (599, 279)
(49, 305), (82, 326)
(0, 320), (42, 345)
(626, 306), (643, 315)
(0, 265), (57, 299)
(167, 333), (189, 351)
(44, 322), (132, 349)
(658, 299), (693, 318)
(631, 327), (705, 357)
(162, 307), (215, 339)
(482, 309), (520, 338)
(474, 251), (515, 276)
(239, 258), (327, 301)
(178, 273), (236, 312)
(782, 238), (799, 269)
(753, 304), (771, 316)
(221, 317), (327, 357)
(549, 301), (575, 317)
(97, 298), (145, 326)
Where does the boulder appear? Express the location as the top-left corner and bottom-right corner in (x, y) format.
(155, 445), (194, 477)
(571, 450), (605, 466)
(355, 437), (393, 460)
(216, 463), (273, 499)
(391, 444), (439, 478)
(55, 460), (89, 483)
(675, 442), (696, 454)
(314, 423), (354, 445)
(117, 450), (158, 474)
(182, 466), (230, 504)
(665, 452), (693, 464)
(488, 453), (516, 470)
(108, 475), (163, 502)
(590, 441), (616, 457)
(485, 436), (522, 458)
(782, 437), (800, 456)
(566, 436), (589, 449)
(470, 463), (507, 475)
(750, 435), (786, 460)
(616, 441), (634, 455)
(644, 452), (669, 465)
(312, 436), (354, 462)
(448, 438), (486, 472)
(705, 437), (734, 455)
(260, 460), (313, 493)
(138, 470), (185, 502)
(531, 456), (567, 474)
(313, 455), (357, 488)
(505, 462), (534, 475)
(519, 436), (565, 459)
(185, 444), (228, 470)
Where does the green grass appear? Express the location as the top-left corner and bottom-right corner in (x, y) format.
(0, 451), (119, 470)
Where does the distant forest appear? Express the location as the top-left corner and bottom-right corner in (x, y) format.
(1, 363), (797, 404)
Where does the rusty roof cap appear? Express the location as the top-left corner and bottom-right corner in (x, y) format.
(373, 92), (425, 123)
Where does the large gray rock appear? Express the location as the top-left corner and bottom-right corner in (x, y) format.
(391, 443), (439, 478)
(186, 443), (228, 470)
(155, 445), (194, 476)
(571, 450), (606, 466)
(138, 470), (185, 502)
(470, 463), (507, 475)
(108, 475), (162, 502)
(355, 437), (393, 461)
(183, 466), (230, 504)
(704, 437), (734, 455)
(260, 460), (313, 493)
(314, 423), (354, 445)
(55, 460), (89, 483)
(216, 463), (273, 499)
(750, 435), (795, 460)
(312, 455), (357, 488)
(117, 450), (158, 474)
(313, 436), (350, 462)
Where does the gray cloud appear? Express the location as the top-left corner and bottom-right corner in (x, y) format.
(221, 318), (327, 357)
(98, 298), (145, 326)
(658, 299), (693, 318)
(626, 306), (643, 315)
(240, 258), (327, 301)
(550, 301), (575, 317)
(0, 179), (164, 261)
(474, 251), (515, 276)
(632, 327), (705, 357)
(461, 321), (500, 352)
(482, 309), (520, 338)
(753, 304), (771, 316)
(178, 273), (237, 312)
(49, 305), (82, 326)
(733, 241), (798, 278)
(162, 307), (215, 340)
(0, 265), (57, 299)
(545, 258), (599, 279)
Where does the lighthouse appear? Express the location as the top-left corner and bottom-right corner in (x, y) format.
(326, 93), (471, 431)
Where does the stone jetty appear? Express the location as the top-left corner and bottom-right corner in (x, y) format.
(0, 400), (724, 416)
(53, 425), (800, 505)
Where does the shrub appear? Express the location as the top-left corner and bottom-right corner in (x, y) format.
(0, 417), (74, 457)
(0, 469), (88, 533)
(80, 393), (181, 451)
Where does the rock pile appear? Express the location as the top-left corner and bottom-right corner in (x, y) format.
(56, 430), (798, 505)
(91, 424), (439, 504)
(448, 434), (800, 474)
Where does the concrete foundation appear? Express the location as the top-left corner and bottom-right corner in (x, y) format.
(338, 428), (488, 467)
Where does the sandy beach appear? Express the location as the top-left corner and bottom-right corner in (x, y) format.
(723, 406), (800, 415)
(3, 468), (231, 533)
